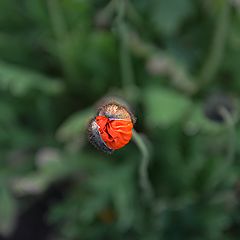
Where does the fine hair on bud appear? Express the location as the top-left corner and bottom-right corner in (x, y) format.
(88, 96), (136, 153)
(96, 96), (136, 124)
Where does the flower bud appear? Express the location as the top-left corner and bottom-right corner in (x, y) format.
(88, 98), (135, 153)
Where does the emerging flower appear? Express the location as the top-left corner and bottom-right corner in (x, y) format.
(88, 98), (136, 153)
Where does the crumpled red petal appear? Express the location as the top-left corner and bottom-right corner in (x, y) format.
(95, 116), (133, 150)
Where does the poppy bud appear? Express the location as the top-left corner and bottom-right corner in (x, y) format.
(88, 99), (135, 153)
(203, 93), (235, 123)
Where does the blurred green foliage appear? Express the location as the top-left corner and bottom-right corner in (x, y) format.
(0, 0), (240, 239)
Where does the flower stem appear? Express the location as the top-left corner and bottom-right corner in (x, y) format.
(219, 107), (236, 166)
(199, 0), (231, 87)
(132, 129), (154, 202)
(116, 0), (137, 99)
(208, 107), (236, 191)
(47, 0), (77, 83)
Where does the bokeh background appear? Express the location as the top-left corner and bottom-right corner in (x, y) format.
(1, 0), (240, 239)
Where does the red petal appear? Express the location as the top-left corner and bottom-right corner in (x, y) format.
(95, 116), (133, 150)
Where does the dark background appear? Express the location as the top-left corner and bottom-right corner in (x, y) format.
(0, 0), (240, 239)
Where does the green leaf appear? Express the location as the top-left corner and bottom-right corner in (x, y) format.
(12, 153), (85, 195)
(0, 101), (17, 125)
(144, 86), (192, 127)
(56, 108), (94, 142)
(0, 61), (64, 96)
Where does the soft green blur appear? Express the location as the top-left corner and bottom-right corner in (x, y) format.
(0, 0), (240, 239)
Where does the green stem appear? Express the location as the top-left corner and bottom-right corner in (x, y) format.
(132, 129), (154, 202)
(208, 107), (236, 191)
(47, 0), (67, 41)
(47, 0), (76, 82)
(219, 107), (236, 165)
(199, 0), (231, 87)
(100, 0), (117, 18)
(116, 0), (136, 97)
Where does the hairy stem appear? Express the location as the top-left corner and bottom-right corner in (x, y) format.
(199, 0), (231, 87)
(208, 107), (236, 191)
(132, 129), (154, 202)
(219, 107), (236, 165)
(116, 0), (136, 97)
(47, 0), (77, 82)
